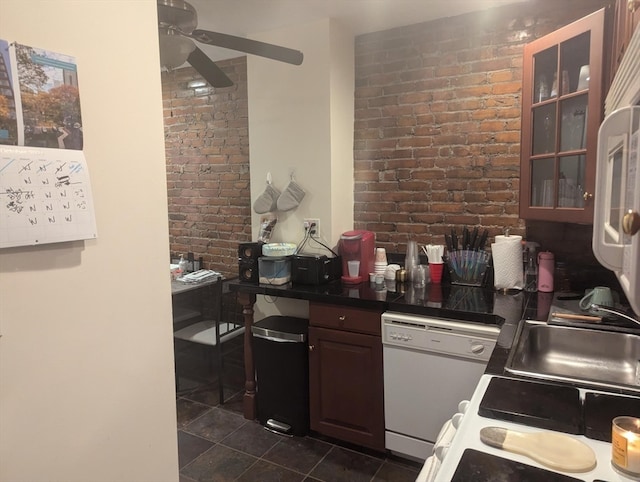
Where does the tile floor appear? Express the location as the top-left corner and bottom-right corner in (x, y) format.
(175, 337), (422, 482)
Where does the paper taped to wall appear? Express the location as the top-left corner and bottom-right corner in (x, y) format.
(0, 146), (97, 248)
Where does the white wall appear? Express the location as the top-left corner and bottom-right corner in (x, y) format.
(248, 18), (354, 248)
(247, 19), (355, 320)
(329, 21), (356, 240)
(0, 2), (179, 481)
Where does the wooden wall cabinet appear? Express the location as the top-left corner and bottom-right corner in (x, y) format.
(520, 8), (607, 223)
(611, 0), (640, 80)
(308, 302), (385, 452)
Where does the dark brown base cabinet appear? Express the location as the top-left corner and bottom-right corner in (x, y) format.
(308, 303), (385, 452)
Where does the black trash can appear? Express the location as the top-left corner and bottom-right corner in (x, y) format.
(252, 315), (309, 436)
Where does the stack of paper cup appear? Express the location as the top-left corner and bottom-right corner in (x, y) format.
(374, 247), (388, 274)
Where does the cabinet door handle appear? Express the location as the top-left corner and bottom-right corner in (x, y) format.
(338, 315), (346, 321)
(623, 210), (640, 236)
(583, 191), (593, 201)
(309, 344), (315, 352)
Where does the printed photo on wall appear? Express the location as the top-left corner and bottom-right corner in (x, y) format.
(0, 40), (18, 146)
(1, 40), (83, 150)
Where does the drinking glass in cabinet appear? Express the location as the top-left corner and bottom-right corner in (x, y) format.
(536, 74), (550, 102)
(558, 155), (586, 208)
(533, 47), (557, 104)
(561, 70), (570, 95)
(577, 65), (590, 90)
(532, 104), (556, 155)
(530, 158), (555, 207)
(560, 31), (591, 94)
(560, 96), (588, 152)
(550, 72), (558, 98)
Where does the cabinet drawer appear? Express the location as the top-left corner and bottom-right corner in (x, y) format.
(309, 302), (381, 336)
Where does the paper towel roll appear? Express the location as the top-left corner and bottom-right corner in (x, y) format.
(492, 235), (524, 290)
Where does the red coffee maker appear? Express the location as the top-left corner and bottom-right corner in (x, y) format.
(339, 230), (375, 284)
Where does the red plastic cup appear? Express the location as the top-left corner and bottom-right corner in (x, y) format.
(429, 262), (444, 284)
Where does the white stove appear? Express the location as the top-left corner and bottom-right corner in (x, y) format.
(418, 375), (638, 481)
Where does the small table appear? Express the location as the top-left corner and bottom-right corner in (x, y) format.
(172, 276), (244, 404)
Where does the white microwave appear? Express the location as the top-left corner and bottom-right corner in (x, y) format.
(593, 27), (640, 317)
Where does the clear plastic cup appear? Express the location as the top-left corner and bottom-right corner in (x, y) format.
(412, 265), (427, 288)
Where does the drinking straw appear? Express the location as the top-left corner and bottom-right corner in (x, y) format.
(424, 244), (444, 263)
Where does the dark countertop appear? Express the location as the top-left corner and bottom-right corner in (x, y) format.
(230, 278), (640, 388)
(227, 278), (533, 323)
(228, 278), (545, 376)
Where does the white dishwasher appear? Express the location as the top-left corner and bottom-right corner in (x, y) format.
(381, 311), (499, 461)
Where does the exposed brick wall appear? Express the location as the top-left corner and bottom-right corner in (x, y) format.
(353, 0), (612, 256)
(161, 58), (251, 278)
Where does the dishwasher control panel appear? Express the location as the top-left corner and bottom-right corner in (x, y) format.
(382, 312), (500, 362)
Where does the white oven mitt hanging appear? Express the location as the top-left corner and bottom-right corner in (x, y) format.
(277, 175), (306, 212)
(253, 172), (281, 214)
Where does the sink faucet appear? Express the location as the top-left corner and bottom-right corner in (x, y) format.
(591, 304), (640, 326)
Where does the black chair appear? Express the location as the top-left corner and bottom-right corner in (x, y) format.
(173, 278), (245, 404)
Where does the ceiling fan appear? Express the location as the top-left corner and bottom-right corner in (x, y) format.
(157, 0), (304, 88)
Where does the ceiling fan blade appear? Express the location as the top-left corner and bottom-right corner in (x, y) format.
(191, 29), (303, 66)
(187, 47), (233, 88)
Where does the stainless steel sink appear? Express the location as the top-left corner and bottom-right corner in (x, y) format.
(505, 320), (640, 393)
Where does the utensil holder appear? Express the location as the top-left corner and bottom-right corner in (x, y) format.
(445, 250), (491, 287)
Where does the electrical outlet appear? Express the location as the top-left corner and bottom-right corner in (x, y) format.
(303, 218), (320, 238)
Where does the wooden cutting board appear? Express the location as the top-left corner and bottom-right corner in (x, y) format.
(480, 427), (597, 473)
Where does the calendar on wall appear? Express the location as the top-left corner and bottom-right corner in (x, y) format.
(0, 40), (97, 248)
(0, 146), (97, 247)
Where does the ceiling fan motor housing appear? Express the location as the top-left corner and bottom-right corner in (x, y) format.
(158, 28), (196, 71)
(157, 0), (197, 34)
(157, 0), (303, 86)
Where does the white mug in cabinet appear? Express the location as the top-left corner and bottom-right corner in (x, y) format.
(577, 65), (590, 90)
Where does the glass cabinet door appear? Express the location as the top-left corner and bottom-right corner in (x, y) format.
(520, 9), (605, 223)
